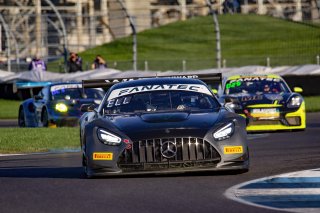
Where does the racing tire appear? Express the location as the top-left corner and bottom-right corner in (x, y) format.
(18, 107), (26, 127)
(82, 154), (92, 179)
(41, 108), (49, 127)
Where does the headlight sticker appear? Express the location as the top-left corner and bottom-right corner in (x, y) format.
(93, 152), (113, 160)
(223, 146), (243, 154)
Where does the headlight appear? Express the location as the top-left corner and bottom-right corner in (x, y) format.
(213, 122), (235, 141)
(287, 96), (302, 108)
(97, 129), (121, 145)
(55, 103), (68, 112)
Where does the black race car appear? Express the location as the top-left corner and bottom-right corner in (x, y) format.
(80, 75), (249, 177)
(18, 82), (104, 127)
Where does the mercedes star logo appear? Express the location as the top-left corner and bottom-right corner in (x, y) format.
(161, 141), (177, 159)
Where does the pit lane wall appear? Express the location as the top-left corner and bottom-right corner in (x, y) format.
(0, 65), (320, 100)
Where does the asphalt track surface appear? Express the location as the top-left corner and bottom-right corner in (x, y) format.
(0, 119), (18, 127)
(0, 113), (319, 213)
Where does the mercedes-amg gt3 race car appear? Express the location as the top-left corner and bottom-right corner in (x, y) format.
(218, 74), (306, 132)
(80, 75), (249, 177)
(18, 82), (104, 127)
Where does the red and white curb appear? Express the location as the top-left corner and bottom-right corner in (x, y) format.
(225, 169), (320, 213)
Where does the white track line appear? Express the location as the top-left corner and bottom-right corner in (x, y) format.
(225, 168), (320, 213)
(0, 153), (26, 157)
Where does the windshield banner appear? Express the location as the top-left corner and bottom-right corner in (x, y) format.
(50, 84), (82, 92)
(108, 84), (212, 100)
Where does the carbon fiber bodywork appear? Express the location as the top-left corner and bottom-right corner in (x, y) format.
(80, 78), (249, 177)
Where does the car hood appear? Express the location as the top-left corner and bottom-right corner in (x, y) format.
(106, 111), (221, 140)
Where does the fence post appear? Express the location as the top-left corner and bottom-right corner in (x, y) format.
(317, 55), (320, 65)
(117, 0), (137, 71)
(205, 1), (221, 69)
(182, 60), (186, 71)
(113, 61), (117, 68)
(223, 59), (226, 68)
(0, 14), (11, 72)
(144, 61), (148, 71)
(266, 57), (270, 67)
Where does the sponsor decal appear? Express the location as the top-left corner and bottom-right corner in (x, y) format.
(50, 84), (82, 92)
(107, 84), (212, 100)
(228, 77), (280, 83)
(103, 75), (199, 84)
(226, 81), (242, 89)
(224, 146), (243, 154)
(123, 139), (132, 150)
(93, 152), (113, 160)
(251, 108), (279, 119)
(241, 95), (263, 101)
(265, 94), (283, 101)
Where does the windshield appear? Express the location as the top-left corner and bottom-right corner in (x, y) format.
(51, 85), (104, 100)
(224, 78), (290, 95)
(103, 90), (219, 114)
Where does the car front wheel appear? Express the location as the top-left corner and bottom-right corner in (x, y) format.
(41, 108), (49, 127)
(18, 107), (26, 127)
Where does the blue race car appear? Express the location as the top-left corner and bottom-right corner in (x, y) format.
(18, 82), (105, 127)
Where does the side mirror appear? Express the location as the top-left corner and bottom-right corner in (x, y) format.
(34, 95), (42, 100)
(211, 89), (218, 95)
(80, 104), (96, 112)
(293, 87), (303, 93)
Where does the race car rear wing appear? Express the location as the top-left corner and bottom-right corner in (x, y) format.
(82, 73), (222, 91)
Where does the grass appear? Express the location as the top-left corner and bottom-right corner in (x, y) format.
(48, 14), (320, 71)
(0, 99), (21, 119)
(0, 96), (319, 120)
(0, 128), (79, 154)
(305, 96), (320, 112)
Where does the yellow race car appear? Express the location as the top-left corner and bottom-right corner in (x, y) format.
(218, 74), (306, 132)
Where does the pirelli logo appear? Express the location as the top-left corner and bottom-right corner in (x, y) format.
(223, 146), (243, 154)
(93, 152), (113, 160)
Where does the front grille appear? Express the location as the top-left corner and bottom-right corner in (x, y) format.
(248, 120), (281, 126)
(248, 117), (301, 126)
(118, 138), (221, 172)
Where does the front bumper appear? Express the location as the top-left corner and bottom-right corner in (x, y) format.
(242, 102), (306, 132)
(84, 131), (249, 177)
(86, 162), (249, 177)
